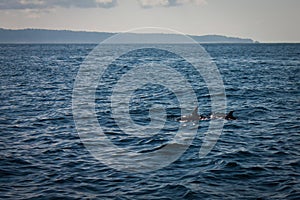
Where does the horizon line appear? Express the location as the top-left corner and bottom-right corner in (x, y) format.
(1, 27), (300, 43)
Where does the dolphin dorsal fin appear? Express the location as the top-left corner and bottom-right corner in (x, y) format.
(192, 106), (198, 116)
(226, 111), (236, 120)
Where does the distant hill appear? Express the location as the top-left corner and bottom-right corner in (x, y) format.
(0, 28), (255, 43)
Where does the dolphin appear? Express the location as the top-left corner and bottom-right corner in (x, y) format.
(178, 106), (206, 122)
(209, 110), (237, 120)
(178, 107), (236, 122)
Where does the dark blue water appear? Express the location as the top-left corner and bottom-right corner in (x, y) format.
(1, 43), (299, 199)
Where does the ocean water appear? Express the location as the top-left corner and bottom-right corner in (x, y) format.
(0, 43), (299, 199)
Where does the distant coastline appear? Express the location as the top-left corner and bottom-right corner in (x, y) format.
(0, 28), (256, 44)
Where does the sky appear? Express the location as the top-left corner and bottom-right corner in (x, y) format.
(0, 0), (299, 42)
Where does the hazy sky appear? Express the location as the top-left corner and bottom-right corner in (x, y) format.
(0, 0), (299, 42)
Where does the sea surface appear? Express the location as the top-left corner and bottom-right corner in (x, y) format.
(0, 43), (299, 199)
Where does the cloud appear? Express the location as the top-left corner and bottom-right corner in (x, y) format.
(177, 0), (207, 6)
(0, 0), (206, 10)
(137, 0), (207, 8)
(0, 0), (117, 10)
(138, 0), (171, 8)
